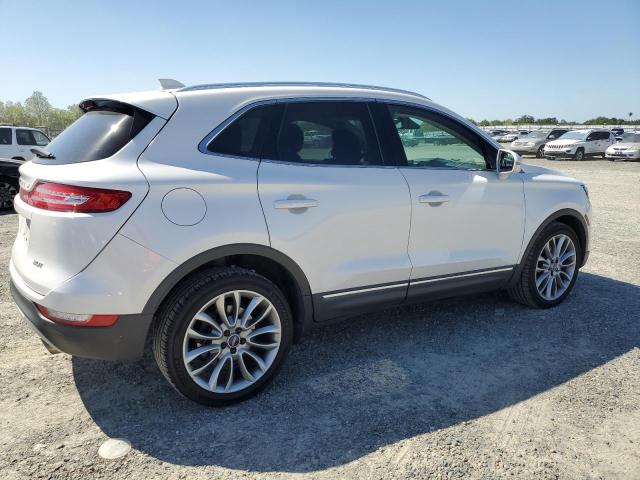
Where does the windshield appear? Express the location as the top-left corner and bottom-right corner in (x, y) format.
(559, 130), (589, 140)
(620, 133), (640, 143)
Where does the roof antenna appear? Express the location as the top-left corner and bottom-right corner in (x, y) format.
(158, 78), (185, 90)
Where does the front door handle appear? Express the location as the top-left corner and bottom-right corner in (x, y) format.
(274, 198), (319, 210)
(419, 192), (449, 206)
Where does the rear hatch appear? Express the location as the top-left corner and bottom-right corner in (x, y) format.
(12, 93), (177, 295)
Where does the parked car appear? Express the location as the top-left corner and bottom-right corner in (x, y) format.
(0, 158), (20, 210)
(0, 126), (50, 161)
(605, 132), (640, 161)
(511, 129), (570, 158)
(501, 130), (530, 143)
(10, 81), (591, 406)
(487, 129), (509, 141)
(544, 129), (615, 160)
(611, 128), (624, 136)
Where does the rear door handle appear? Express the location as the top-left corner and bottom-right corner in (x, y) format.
(419, 192), (449, 205)
(274, 198), (319, 210)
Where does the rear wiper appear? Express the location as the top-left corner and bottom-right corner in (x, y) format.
(30, 147), (56, 159)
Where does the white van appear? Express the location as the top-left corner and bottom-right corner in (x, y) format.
(0, 126), (50, 161)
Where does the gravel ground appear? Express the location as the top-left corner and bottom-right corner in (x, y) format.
(0, 158), (638, 480)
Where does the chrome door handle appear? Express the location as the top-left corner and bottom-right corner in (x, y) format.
(419, 193), (449, 205)
(274, 198), (319, 210)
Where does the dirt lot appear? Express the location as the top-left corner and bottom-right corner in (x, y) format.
(0, 158), (638, 480)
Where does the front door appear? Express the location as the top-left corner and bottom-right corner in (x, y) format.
(380, 103), (525, 299)
(258, 100), (412, 319)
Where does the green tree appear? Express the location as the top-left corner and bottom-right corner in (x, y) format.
(536, 117), (558, 125)
(24, 91), (51, 125)
(515, 114), (535, 124)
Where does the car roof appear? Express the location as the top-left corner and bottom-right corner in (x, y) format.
(85, 82), (437, 121)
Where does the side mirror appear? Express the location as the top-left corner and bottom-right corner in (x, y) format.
(496, 149), (520, 178)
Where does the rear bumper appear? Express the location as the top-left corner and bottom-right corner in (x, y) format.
(10, 279), (151, 361)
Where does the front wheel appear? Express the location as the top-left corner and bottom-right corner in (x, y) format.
(536, 146), (545, 158)
(508, 222), (581, 308)
(574, 148), (585, 161)
(152, 267), (293, 406)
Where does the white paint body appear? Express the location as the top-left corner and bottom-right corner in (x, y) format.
(0, 126), (50, 161)
(9, 84), (592, 318)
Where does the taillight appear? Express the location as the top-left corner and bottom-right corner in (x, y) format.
(36, 305), (119, 327)
(20, 182), (131, 213)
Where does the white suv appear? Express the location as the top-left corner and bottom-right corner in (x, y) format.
(10, 82), (592, 405)
(544, 129), (615, 160)
(0, 126), (50, 161)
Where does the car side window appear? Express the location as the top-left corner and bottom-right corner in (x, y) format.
(268, 101), (382, 166)
(207, 104), (277, 158)
(0, 128), (11, 145)
(387, 105), (487, 170)
(586, 132), (597, 141)
(32, 131), (50, 146)
(16, 129), (36, 145)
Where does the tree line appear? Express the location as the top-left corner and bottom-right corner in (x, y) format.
(0, 91), (82, 133)
(468, 113), (635, 127)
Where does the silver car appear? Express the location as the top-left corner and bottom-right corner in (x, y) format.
(511, 129), (570, 158)
(605, 132), (640, 161)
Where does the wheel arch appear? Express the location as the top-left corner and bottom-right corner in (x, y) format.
(143, 244), (314, 343)
(509, 208), (589, 285)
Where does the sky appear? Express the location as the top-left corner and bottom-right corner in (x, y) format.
(2, 0), (639, 122)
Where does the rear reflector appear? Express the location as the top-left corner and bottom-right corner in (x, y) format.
(20, 182), (131, 213)
(36, 305), (119, 327)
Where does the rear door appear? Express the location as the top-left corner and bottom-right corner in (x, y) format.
(257, 100), (412, 319)
(376, 103), (525, 299)
(0, 128), (13, 158)
(585, 132), (599, 154)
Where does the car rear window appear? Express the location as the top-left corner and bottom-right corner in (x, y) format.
(38, 102), (153, 164)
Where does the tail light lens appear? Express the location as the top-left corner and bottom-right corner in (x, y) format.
(20, 182), (131, 213)
(36, 305), (119, 327)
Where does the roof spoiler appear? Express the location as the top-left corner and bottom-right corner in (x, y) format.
(158, 78), (185, 90)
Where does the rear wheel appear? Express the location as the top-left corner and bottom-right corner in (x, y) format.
(574, 148), (585, 161)
(153, 267), (293, 406)
(0, 178), (18, 211)
(509, 222), (581, 308)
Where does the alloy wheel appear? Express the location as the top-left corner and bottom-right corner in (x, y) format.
(182, 290), (281, 393)
(535, 234), (577, 301)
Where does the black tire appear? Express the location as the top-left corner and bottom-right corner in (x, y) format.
(152, 267), (293, 406)
(0, 177), (18, 211)
(536, 145), (545, 158)
(508, 221), (581, 308)
(574, 148), (585, 161)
